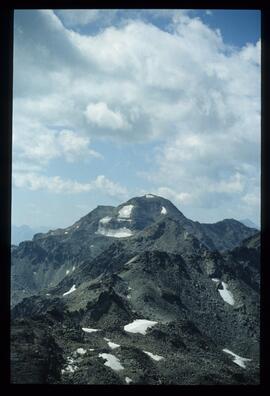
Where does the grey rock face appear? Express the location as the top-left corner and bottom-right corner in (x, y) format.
(11, 195), (260, 384)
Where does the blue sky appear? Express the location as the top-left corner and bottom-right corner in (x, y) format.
(12, 9), (261, 229)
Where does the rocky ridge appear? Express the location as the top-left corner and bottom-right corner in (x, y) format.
(11, 195), (260, 384)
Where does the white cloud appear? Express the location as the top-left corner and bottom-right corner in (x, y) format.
(56, 10), (103, 27)
(85, 102), (130, 130)
(240, 39), (261, 65)
(13, 172), (128, 196)
(12, 114), (101, 165)
(241, 191), (260, 207)
(154, 187), (193, 205)
(13, 10), (260, 223)
(58, 129), (102, 161)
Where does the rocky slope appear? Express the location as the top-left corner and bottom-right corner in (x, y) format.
(11, 195), (260, 384)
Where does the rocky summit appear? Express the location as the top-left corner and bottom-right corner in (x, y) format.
(11, 194), (260, 385)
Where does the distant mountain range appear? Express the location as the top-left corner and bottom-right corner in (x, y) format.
(11, 195), (260, 385)
(239, 219), (259, 230)
(12, 224), (49, 246)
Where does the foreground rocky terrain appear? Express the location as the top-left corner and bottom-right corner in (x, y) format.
(11, 195), (260, 384)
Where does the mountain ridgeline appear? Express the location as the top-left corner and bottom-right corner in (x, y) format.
(11, 194), (260, 385)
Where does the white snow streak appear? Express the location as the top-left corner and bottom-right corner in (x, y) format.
(82, 327), (101, 333)
(145, 194), (155, 198)
(66, 269), (70, 275)
(125, 256), (138, 265)
(98, 353), (124, 371)
(125, 377), (133, 384)
(223, 349), (252, 368)
(212, 278), (220, 283)
(63, 284), (76, 296)
(143, 350), (165, 361)
(124, 319), (158, 335)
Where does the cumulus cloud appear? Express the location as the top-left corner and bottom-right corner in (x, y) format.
(13, 118), (101, 165)
(85, 102), (130, 130)
(13, 172), (128, 196)
(55, 9), (105, 27)
(13, 10), (260, 222)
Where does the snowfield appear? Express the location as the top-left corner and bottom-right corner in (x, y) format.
(124, 319), (158, 335)
(98, 353), (124, 371)
(96, 226), (133, 238)
(104, 338), (120, 349)
(212, 279), (235, 305)
(76, 348), (87, 355)
(63, 284), (76, 296)
(100, 216), (112, 224)
(118, 205), (134, 219)
(222, 349), (252, 368)
(218, 282), (235, 305)
(161, 206), (167, 214)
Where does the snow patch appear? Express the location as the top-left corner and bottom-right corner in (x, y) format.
(108, 341), (120, 349)
(104, 337), (120, 349)
(125, 377), (133, 384)
(33, 272), (37, 275)
(76, 348), (87, 355)
(223, 349), (252, 368)
(61, 364), (78, 374)
(145, 194), (155, 198)
(46, 293), (51, 296)
(125, 256), (138, 265)
(89, 348), (95, 351)
(100, 216), (112, 224)
(118, 205), (134, 219)
(72, 266), (76, 271)
(66, 269), (70, 275)
(98, 353), (124, 371)
(212, 278), (220, 283)
(184, 231), (189, 240)
(124, 319), (158, 335)
(82, 327), (101, 333)
(143, 350), (165, 361)
(61, 356), (78, 374)
(64, 231), (68, 234)
(218, 282), (235, 305)
(96, 227), (133, 238)
(63, 284), (76, 296)
(161, 206), (167, 215)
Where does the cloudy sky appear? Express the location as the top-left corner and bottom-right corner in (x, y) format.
(12, 9), (261, 229)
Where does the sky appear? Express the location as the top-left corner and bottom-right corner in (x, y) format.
(12, 9), (261, 229)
